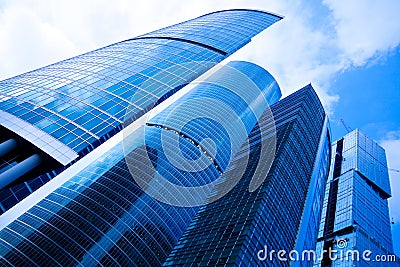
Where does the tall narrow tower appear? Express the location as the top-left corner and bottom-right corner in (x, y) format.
(315, 129), (398, 266)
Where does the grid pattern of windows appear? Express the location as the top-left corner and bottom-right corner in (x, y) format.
(0, 141), (199, 266)
(292, 121), (331, 267)
(0, 61), (281, 266)
(0, 39), (222, 154)
(163, 85), (329, 266)
(0, 9), (282, 214)
(314, 130), (396, 267)
(137, 9), (282, 55)
(341, 130), (391, 196)
(0, 9), (281, 158)
(149, 61), (281, 173)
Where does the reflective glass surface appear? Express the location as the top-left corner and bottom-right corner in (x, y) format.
(292, 119), (331, 267)
(164, 85), (330, 266)
(138, 9), (282, 55)
(0, 61), (281, 266)
(0, 9), (281, 158)
(314, 130), (396, 267)
(0, 9), (282, 214)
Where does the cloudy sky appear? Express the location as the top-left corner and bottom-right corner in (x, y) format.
(0, 0), (399, 253)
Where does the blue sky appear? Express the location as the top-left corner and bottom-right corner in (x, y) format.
(330, 46), (400, 140)
(0, 0), (399, 254)
(331, 47), (400, 254)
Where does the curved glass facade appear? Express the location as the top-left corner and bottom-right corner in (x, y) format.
(137, 9), (282, 55)
(146, 61), (280, 177)
(0, 9), (281, 160)
(0, 9), (282, 213)
(163, 85), (331, 266)
(0, 61), (281, 266)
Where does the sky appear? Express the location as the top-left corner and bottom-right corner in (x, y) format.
(0, 0), (399, 253)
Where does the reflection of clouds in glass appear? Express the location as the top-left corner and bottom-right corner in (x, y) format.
(123, 62), (279, 207)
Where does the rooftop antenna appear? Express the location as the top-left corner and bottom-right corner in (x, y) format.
(340, 118), (352, 133)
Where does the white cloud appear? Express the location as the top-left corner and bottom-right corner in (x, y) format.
(323, 0), (400, 67)
(0, 3), (79, 79)
(1, 0), (399, 110)
(0, 1), (398, 124)
(226, 1), (341, 113)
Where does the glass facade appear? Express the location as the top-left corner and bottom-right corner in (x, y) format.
(137, 61), (281, 206)
(0, 61), (281, 266)
(314, 129), (397, 267)
(292, 117), (331, 267)
(0, 9), (282, 214)
(163, 84), (331, 266)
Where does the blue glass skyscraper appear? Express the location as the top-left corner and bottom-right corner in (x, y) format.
(163, 84), (331, 266)
(0, 8), (287, 266)
(0, 8), (338, 267)
(0, 9), (282, 213)
(0, 60), (281, 265)
(314, 129), (398, 266)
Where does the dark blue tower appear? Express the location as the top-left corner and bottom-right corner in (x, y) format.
(163, 85), (331, 266)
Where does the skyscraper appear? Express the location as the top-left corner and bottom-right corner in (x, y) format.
(163, 84), (331, 266)
(0, 8), (336, 267)
(0, 59), (281, 266)
(0, 9), (282, 213)
(314, 129), (398, 266)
